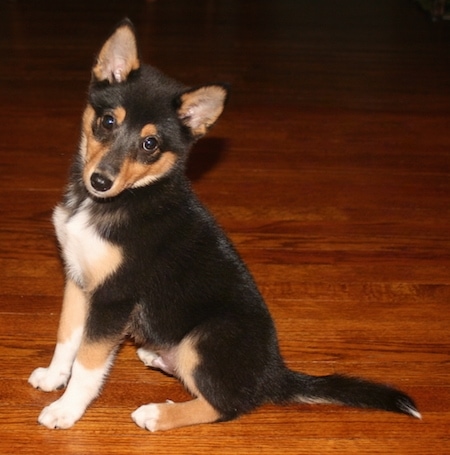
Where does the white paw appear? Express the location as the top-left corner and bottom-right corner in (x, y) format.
(131, 404), (161, 432)
(136, 348), (159, 367)
(38, 398), (83, 429)
(28, 367), (70, 392)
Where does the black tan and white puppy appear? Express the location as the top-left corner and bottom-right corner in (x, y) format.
(28, 20), (421, 431)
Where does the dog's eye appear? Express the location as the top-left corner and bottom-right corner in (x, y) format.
(142, 136), (159, 152)
(101, 114), (115, 130)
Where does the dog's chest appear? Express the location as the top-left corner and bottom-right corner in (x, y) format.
(53, 202), (123, 290)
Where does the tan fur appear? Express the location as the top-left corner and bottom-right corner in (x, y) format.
(57, 280), (87, 344)
(175, 336), (201, 396)
(147, 336), (220, 431)
(151, 398), (220, 431)
(112, 106), (126, 125)
(120, 151), (177, 190)
(84, 240), (123, 291)
(77, 339), (118, 370)
(81, 106), (126, 181)
(140, 124), (158, 138)
(81, 105), (107, 174)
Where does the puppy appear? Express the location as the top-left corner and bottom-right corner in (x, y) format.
(29, 20), (420, 431)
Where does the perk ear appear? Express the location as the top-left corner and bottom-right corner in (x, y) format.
(177, 85), (229, 138)
(92, 19), (140, 84)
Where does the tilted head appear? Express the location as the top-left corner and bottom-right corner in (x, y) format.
(81, 20), (228, 199)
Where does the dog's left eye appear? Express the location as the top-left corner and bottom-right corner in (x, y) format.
(101, 114), (115, 130)
(142, 136), (159, 152)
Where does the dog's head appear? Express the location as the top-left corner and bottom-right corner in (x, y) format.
(80, 20), (228, 199)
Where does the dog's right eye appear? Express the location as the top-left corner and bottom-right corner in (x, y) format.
(101, 114), (115, 130)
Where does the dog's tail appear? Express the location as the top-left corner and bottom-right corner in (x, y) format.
(272, 369), (421, 419)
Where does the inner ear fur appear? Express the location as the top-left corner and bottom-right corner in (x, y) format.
(177, 85), (229, 138)
(92, 20), (140, 84)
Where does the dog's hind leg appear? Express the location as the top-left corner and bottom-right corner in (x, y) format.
(29, 279), (87, 392)
(132, 334), (222, 431)
(132, 397), (220, 432)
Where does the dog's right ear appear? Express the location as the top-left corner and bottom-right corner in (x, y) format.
(92, 19), (140, 84)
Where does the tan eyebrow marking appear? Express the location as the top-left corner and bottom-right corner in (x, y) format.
(140, 124), (158, 138)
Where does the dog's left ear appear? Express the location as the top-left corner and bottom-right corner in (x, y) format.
(177, 85), (229, 138)
(92, 19), (140, 84)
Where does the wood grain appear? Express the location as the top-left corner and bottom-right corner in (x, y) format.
(1, 0), (449, 453)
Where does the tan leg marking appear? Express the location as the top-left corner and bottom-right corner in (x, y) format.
(77, 338), (120, 370)
(57, 279), (87, 343)
(28, 279), (87, 392)
(153, 397), (220, 431)
(176, 335), (202, 396)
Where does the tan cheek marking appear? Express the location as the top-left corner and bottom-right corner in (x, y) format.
(114, 159), (148, 190)
(81, 106), (110, 186)
(82, 105), (95, 133)
(140, 124), (158, 137)
(80, 106), (95, 161)
(84, 138), (107, 169)
(82, 138), (109, 190)
(114, 151), (177, 191)
(57, 280), (88, 344)
(141, 151), (177, 182)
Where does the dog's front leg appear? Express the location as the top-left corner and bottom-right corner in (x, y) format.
(29, 279), (87, 391)
(37, 337), (118, 429)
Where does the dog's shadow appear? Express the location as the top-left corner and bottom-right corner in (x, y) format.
(186, 137), (229, 182)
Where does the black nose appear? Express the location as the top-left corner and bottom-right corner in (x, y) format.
(90, 172), (113, 192)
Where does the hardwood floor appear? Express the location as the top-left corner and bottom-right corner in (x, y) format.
(1, 0), (449, 453)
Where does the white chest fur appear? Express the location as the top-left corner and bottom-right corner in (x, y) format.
(53, 201), (123, 290)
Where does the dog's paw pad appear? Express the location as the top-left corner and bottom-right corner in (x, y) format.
(28, 367), (69, 392)
(38, 400), (81, 429)
(131, 403), (162, 432)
